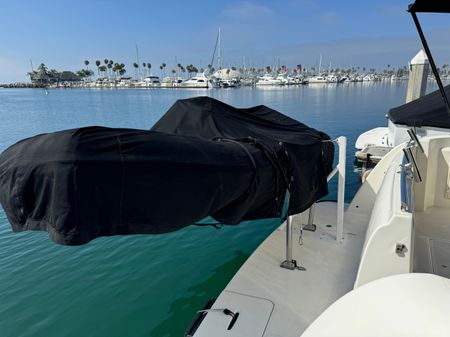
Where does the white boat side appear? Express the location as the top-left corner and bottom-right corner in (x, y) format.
(188, 133), (450, 337)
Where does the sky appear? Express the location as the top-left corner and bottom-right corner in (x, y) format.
(1, 0), (450, 83)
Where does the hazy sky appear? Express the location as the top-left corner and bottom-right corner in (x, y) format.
(1, 0), (450, 82)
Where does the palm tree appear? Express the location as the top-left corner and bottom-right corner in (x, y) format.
(107, 63), (113, 78)
(84, 61), (90, 80)
(107, 60), (114, 77)
(99, 65), (107, 78)
(147, 63), (152, 76)
(160, 64), (164, 78)
(186, 64), (191, 78)
(133, 62), (139, 80)
(180, 66), (185, 77)
(77, 69), (93, 81)
(48, 69), (59, 79)
(114, 63), (126, 78)
(95, 60), (101, 76)
(113, 63), (119, 78)
(38, 63), (48, 72)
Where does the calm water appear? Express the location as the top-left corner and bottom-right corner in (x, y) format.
(0, 82), (424, 336)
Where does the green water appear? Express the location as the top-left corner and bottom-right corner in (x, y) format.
(0, 83), (416, 336)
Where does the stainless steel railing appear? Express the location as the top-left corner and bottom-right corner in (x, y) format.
(281, 136), (346, 270)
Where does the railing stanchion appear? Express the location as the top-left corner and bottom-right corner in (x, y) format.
(281, 136), (346, 269)
(280, 215), (297, 270)
(336, 136), (346, 242)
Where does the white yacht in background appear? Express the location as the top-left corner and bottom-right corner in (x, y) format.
(117, 77), (132, 88)
(160, 77), (183, 88)
(363, 74), (379, 81)
(213, 68), (241, 88)
(142, 76), (161, 88)
(275, 74), (288, 85)
(326, 74), (339, 83)
(255, 74), (283, 86)
(307, 75), (328, 83)
(179, 73), (211, 88)
(185, 2), (450, 336)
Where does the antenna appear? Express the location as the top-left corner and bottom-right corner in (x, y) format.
(29, 59), (34, 72)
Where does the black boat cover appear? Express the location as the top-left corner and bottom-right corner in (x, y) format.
(408, 0), (450, 14)
(0, 97), (333, 245)
(388, 84), (450, 128)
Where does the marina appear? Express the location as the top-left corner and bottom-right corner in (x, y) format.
(1, 1), (450, 337)
(0, 82), (412, 337)
(2, 65), (426, 89)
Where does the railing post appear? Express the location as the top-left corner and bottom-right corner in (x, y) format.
(280, 136), (346, 269)
(304, 203), (316, 231)
(280, 215), (297, 270)
(336, 136), (346, 242)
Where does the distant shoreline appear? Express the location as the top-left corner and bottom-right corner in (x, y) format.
(0, 83), (45, 88)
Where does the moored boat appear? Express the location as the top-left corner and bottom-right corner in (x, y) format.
(178, 73), (212, 88)
(255, 74), (283, 86)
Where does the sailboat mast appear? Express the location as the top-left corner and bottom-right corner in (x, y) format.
(210, 28), (221, 71)
(319, 54), (322, 74)
(218, 27), (222, 69)
(135, 44), (141, 80)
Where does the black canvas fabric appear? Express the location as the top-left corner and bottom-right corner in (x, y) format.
(152, 97), (334, 215)
(388, 84), (450, 128)
(0, 97), (333, 245)
(408, 0), (450, 13)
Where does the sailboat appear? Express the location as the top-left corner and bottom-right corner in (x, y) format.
(308, 54), (328, 84)
(210, 28), (241, 87)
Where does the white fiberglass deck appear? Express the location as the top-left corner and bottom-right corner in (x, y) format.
(193, 202), (370, 337)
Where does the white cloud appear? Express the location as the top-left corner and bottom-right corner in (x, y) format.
(223, 1), (273, 21)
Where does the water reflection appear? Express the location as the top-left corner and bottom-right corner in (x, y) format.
(149, 250), (249, 337)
